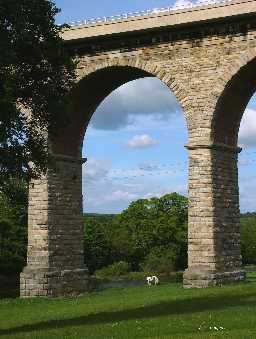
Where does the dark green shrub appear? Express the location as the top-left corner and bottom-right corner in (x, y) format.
(0, 218), (26, 273)
(0, 179), (28, 274)
(241, 216), (256, 264)
(94, 261), (130, 278)
(141, 248), (176, 274)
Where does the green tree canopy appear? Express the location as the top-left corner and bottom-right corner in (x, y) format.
(0, 0), (76, 187)
(111, 193), (188, 270)
(241, 215), (256, 265)
(0, 178), (28, 272)
(84, 214), (115, 274)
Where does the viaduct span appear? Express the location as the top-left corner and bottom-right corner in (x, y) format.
(21, 0), (256, 297)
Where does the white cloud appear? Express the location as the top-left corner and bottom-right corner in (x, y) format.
(174, 0), (193, 8)
(83, 158), (110, 181)
(143, 184), (187, 200)
(174, 0), (219, 8)
(238, 109), (256, 148)
(83, 179), (188, 213)
(127, 134), (159, 148)
(82, 160), (188, 213)
(239, 176), (256, 212)
(90, 77), (181, 131)
(81, 155), (189, 213)
(103, 190), (138, 203)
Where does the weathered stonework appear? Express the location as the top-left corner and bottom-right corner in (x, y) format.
(21, 0), (256, 296)
(183, 144), (245, 287)
(21, 156), (89, 297)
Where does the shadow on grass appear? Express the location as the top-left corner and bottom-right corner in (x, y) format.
(1, 289), (256, 336)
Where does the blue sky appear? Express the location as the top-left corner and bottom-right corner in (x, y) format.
(55, 0), (188, 24)
(55, 0), (256, 213)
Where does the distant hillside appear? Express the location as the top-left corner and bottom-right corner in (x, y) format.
(84, 213), (117, 217)
(84, 212), (256, 221)
(241, 212), (256, 219)
(84, 213), (117, 223)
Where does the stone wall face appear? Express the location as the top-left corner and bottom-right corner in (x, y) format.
(22, 14), (256, 296)
(183, 145), (245, 287)
(55, 18), (256, 154)
(21, 157), (89, 297)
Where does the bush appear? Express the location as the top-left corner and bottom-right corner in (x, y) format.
(94, 261), (130, 279)
(141, 248), (176, 274)
(0, 218), (26, 273)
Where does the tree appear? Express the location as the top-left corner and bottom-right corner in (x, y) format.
(241, 215), (256, 265)
(0, 178), (28, 272)
(83, 194), (188, 274)
(84, 214), (115, 273)
(111, 193), (188, 270)
(0, 0), (76, 187)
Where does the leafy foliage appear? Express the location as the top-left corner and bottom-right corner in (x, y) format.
(0, 179), (28, 273)
(94, 261), (130, 279)
(110, 193), (188, 271)
(140, 248), (177, 274)
(0, 0), (76, 187)
(2, 184), (256, 278)
(241, 215), (256, 265)
(84, 214), (115, 273)
(84, 193), (189, 274)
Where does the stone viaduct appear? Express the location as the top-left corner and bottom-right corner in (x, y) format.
(20, 0), (256, 297)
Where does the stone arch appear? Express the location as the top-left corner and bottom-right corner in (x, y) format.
(21, 55), (195, 298)
(211, 48), (256, 146)
(183, 49), (256, 289)
(51, 57), (190, 157)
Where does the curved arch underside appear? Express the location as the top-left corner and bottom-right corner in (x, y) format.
(213, 57), (256, 147)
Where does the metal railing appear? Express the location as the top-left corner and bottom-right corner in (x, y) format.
(69, 0), (233, 27)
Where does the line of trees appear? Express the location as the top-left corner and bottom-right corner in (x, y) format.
(1, 184), (256, 276)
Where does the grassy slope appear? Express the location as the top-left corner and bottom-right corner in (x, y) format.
(1, 274), (256, 339)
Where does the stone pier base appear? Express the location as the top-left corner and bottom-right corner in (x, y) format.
(20, 267), (90, 298)
(183, 267), (245, 288)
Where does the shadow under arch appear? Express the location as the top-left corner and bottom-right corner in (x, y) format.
(212, 56), (256, 147)
(51, 62), (189, 157)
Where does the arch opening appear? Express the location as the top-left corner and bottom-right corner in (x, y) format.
(80, 72), (189, 276)
(52, 66), (153, 157)
(211, 55), (256, 212)
(212, 57), (256, 147)
(238, 94), (256, 213)
(51, 64), (189, 157)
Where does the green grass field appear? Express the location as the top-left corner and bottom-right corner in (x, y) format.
(1, 274), (256, 339)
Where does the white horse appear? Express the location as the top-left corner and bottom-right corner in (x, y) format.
(146, 275), (159, 285)
(152, 275), (159, 285)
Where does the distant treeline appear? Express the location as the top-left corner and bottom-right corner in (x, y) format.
(241, 212), (256, 218)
